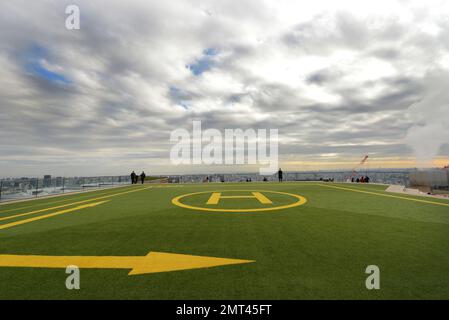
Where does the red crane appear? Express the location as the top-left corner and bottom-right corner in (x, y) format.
(350, 155), (369, 180)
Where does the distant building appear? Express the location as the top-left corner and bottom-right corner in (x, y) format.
(55, 177), (63, 187)
(43, 175), (52, 188)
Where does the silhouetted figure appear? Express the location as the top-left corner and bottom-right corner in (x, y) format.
(131, 171), (137, 184)
(263, 177), (268, 182)
(356, 178), (360, 183)
(351, 177), (354, 183)
(278, 168), (283, 182)
(365, 176), (370, 183)
(140, 171), (146, 184)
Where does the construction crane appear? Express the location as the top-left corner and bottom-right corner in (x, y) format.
(349, 155), (369, 180)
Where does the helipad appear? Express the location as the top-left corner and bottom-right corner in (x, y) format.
(171, 190), (308, 212)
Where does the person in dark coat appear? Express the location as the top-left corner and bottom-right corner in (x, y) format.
(278, 168), (283, 182)
(130, 171), (137, 184)
(140, 171), (146, 184)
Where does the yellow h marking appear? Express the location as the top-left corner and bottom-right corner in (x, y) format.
(207, 192), (272, 205)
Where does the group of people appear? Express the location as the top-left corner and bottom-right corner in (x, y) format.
(201, 169), (284, 183)
(130, 171), (146, 184)
(352, 176), (370, 183)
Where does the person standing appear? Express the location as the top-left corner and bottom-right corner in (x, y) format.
(278, 168), (283, 182)
(130, 171), (136, 184)
(140, 171), (146, 184)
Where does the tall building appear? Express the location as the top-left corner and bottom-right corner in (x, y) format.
(55, 177), (63, 187)
(43, 175), (52, 188)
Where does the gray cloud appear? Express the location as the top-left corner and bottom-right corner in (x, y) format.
(0, 0), (448, 177)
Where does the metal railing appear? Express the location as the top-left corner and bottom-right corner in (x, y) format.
(166, 170), (411, 185)
(0, 170), (414, 203)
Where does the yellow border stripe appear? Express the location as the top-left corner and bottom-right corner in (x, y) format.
(0, 201), (109, 230)
(0, 186), (153, 223)
(0, 184), (185, 214)
(319, 184), (449, 207)
(0, 185), (137, 214)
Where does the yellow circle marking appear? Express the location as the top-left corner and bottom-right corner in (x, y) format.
(172, 190), (307, 212)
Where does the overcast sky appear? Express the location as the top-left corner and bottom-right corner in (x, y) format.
(0, 0), (448, 177)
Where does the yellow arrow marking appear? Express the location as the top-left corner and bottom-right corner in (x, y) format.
(0, 186), (152, 222)
(0, 185), (135, 214)
(0, 251), (254, 275)
(0, 201), (109, 230)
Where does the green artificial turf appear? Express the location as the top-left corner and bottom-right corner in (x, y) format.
(0, 182), (448, 300)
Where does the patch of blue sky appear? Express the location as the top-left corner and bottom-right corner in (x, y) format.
(24, 44), (71, 85)
(203, 47), (219, 56)
(186, 47), (219, 76)
(26, 63), (71, 84)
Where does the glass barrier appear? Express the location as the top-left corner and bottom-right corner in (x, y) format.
(0, 171), (412, 203)
(0, 176), (131, 202)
